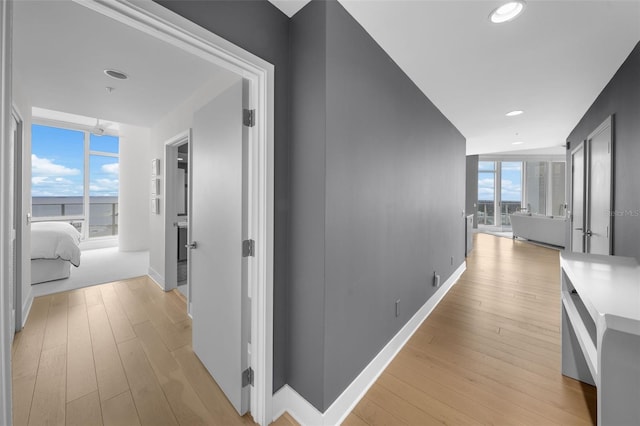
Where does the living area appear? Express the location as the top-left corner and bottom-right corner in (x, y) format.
(467, 155), (567, 248)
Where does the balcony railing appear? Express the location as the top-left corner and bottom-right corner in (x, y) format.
(32, 196), (118, 238)
(477, 200), (522, 227)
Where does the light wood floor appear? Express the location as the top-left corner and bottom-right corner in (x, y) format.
(342, 233), (597, 426)
(11, 276), (258, 426)
(13, 234), (597, 425)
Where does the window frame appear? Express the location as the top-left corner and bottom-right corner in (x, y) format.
(31, 118), (119, 240)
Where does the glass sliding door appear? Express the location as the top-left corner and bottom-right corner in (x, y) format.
(525, 161), (547, 214)
(478, 161), (496, 225)
(551, 162), (566, 216)
(500, 162), (522, 226)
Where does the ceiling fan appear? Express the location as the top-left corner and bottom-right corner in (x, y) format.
(92, 119), (106, 135)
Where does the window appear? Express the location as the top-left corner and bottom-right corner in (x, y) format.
(478, 158), (566, 228)
(478, 161), (496, 225)
(31, 124), (119, 238)
(524, 161), (547, 215)
(477, 161), (523, 227)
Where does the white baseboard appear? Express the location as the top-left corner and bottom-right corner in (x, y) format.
(21, 288), (33, 329)
(272, 262), (466, 426)
(147, 267), (165, 289)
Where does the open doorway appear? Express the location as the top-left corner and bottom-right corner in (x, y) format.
(164, 131), (192, 311)
(5, 1), (275, 424)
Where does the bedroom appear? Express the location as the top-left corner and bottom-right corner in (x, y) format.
(11, 0), (238, 310)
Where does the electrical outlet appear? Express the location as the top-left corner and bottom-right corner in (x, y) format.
(395, 299), (400, 317)
(433, 272), (441, 287)
(451, 256), (454, 265)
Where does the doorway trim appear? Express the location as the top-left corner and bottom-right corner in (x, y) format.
(84, 2), (276, 423)
(1, 0), (13, 423)
(164, 130), (192, 313)
(11, 104), (23, 334)
(585, 115), (614, 255)
(570, 141), (586, 252)
(3, 0), (275, 424)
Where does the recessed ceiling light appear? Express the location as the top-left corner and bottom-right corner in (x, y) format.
(104, 69), (128, 80)
(506, 110), (524, 116)
(512, 141), (525, 145)
(489, 1), (526, 24)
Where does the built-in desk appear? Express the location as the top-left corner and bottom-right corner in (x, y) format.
(560, 252), (640, 425)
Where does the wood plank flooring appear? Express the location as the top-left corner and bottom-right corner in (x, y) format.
(343, 233), (597, 425)
(12, 276), (256, 426)
(13, 233), (597, 425)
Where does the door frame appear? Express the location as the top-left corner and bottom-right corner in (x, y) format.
(0, 0), (13, 423)
(585, 115), (614, 255)
(570, 141), (586, 252)
(11, 105), (23, 334)
(2, 0), (275, 424)
(164, 130), (192, 313)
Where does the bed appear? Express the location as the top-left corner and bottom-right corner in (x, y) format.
(31, 222), (82, 284)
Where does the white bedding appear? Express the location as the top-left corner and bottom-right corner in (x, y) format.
(31, 222), (82, 267)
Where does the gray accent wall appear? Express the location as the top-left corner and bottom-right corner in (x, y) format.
(154, 0), (291, 392)
(566, 41), (640, 261)
(289, 0), (328, 407)
(290, 0), (466, 411)
(156, 0), (468, 409)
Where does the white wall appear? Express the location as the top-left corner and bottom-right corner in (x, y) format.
(148, 71), (240, 284)
(118, 124), (151, 251)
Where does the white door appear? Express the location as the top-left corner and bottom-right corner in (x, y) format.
(571, 143), (585, 252)
(586, 117), (612, 255)
(190, 79), (250, 415)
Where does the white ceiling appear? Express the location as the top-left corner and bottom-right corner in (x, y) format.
(13, 1), (640, 155)
(270, 0), (640, 155)
(13, 0), (229, 128)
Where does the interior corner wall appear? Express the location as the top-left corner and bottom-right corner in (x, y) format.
(118, 124), (151, 251)
(154, 0), (291, 392)
(288, 0), (328, 409)
(567, 41), (640, 261)
(289, 0), (467, 412)
(466, 155), (479, 228)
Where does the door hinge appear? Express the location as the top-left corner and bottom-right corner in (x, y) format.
(243, 109), (255, 127)
(242, 239), (255, 257)
(242, 367), (254, 387)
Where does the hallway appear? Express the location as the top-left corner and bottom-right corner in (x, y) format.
(343, 233), (596, 425)
(11, 234), (597, 425)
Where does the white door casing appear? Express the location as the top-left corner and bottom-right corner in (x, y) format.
(0, 0), (13, 423)
(191, 79), (250, 415)
(586, 117), (613, 255)
(571, 142), (586, 253)
(2, 1), (275, 424)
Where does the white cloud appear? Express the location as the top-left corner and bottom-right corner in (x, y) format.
(32, 176), (50, 185)
(32, 154), (80, 177)
(90, 178), (119, 195)
(101, 163), (119, 175)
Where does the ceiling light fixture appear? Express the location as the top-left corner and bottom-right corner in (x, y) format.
(506, 110), (524, 116)
(512, 141), (524, 145)
(489, 1), (526, 24)
(104, 69), (128, 80)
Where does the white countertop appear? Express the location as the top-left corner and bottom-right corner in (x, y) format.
(560, 251), (640, 335)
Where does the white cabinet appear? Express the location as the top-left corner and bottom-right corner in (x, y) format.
(560, 252), (640, 425)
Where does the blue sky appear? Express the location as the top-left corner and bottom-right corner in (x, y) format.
(478, 161), (522, 202)
(31, 125), (119, 197)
